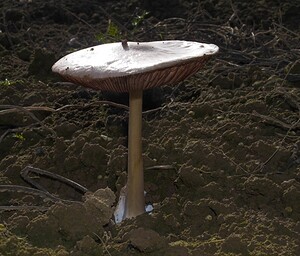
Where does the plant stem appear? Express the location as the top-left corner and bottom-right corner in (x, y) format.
(125, 89), (145, 219)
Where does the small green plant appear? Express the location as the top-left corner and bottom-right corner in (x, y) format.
(0, 79), (11, 86)
(13, 133), (26, 141)
(0, 79), (24, 86)
(95, 10), (149, 43)
(95, 19), (122, 43)
(131, 10), (149, 27)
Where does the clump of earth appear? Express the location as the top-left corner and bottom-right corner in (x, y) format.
(0, 0), (300, 255)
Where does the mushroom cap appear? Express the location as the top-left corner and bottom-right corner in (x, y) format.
(52, 40), (218, 93)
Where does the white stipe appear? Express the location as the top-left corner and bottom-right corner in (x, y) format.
(114, 187), (153, 224)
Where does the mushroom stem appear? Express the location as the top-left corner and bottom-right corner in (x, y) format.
(125, 89), (145, 219)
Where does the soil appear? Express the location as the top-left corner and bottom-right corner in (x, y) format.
(0, 0), (300, 255)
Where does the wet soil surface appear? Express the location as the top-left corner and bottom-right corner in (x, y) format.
(0, 0), (300, 255)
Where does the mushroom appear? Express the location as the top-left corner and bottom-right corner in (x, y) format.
(52, 40), (219, 221)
